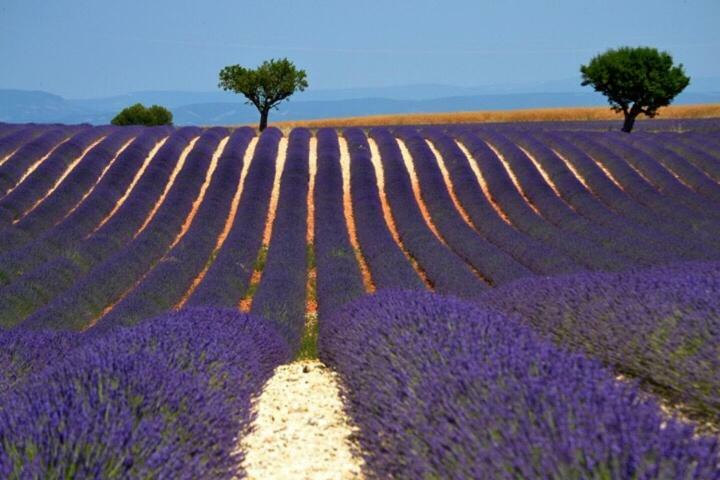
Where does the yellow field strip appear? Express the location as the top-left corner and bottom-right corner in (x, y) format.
(263, 103), (720, 129)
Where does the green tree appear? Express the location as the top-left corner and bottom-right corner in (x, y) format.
(111, 103), (173, 126)
(218, 58), (308, 131)
(580, 47), (690, 133)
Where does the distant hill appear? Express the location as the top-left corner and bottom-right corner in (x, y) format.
(1, 79), (719, 125)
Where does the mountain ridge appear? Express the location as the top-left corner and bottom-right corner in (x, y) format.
(2, 79), (719, 125)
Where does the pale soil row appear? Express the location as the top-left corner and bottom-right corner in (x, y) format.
(516, 144), (581, 213)
(0, 146), (23, 168)
(613, 374), (718, 437)
(367, 137), (434, 289)
(262, 138), (289, 246)
(239, 137), (288, 312)
(395, 138), (447, 245)
(133, 136), (200, 239)
(454, 140), (515, 225)
(14, 136), (108, 222)
(56, 137), (137, 224)
(239, 360), (365, 480)
(87, 137), (226, 328)
(583, 151), (627, 192)
(307, 137), (317, 246)
(397, 137), (492, 285)
(176, 136), (259, 309)
(168, 136), (229, 250)
(602, 147), (661, 190)
(628, 144), (699, 191)
(550, 148), (594, 192)
(618, 144), (708, 196)
(426, 139), (482, 233)
(664, 166), (699, 191)
(89, 137), (169, 236)
(306, 137), (318, 315)
(483, 140), (544, 216)
(4, 136), (72, 196)
(338, 136), (375, 293)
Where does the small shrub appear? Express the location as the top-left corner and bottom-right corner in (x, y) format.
(111, 103), (173, 126)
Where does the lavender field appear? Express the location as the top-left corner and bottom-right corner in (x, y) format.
(1, 119), (720, 478)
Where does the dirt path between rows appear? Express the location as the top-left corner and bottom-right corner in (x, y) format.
(240, 360), (365, 479)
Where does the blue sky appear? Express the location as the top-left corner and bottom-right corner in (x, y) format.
(1, 0), (718, 98)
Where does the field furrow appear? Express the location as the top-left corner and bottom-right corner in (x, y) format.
(0, 128), (170, 287)
(371, 127), (484, 297)
(397, 127), (531, 285)
(343, 128), (425, 290)
(0, 128), (200, 328)
(250, 129), (310, 351)
(186, 128), (281, 307)
(0, 129), (139, 253)
(0, 127), (83, 197)
(20, 129), (224, 330)
(96, 130), (253, 329)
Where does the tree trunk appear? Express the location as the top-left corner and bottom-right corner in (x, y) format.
(622, 112), (637, 133)
(259, 109), (269, 132)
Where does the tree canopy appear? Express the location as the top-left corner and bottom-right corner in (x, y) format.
(218, 58), (308, 131)
(111, 103), (173, 126)
(580, 47), (690, 132)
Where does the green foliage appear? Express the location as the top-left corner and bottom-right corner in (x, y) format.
(111, 103), (173, 126)
(297, 313), (318, 361)
(218, 58), (308, 130)
(580, 47), (690, 132)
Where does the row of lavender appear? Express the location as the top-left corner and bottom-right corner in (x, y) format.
(0, 126), (197, 328)
(0, 308), (289, 478)
(480, 260), (720, 424)
(3, 267), (719, 476)
(320, 288), (720, 478)
(292, 125), (720, 477)
(1, 121), (720, 370)
(0, 124), (720, 336)
(320, 122), (720, 476)
(0, 125), (296, 476)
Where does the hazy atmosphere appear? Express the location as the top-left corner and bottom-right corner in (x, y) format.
(3, 0), (719, 95)
(1, 0), (719, 123)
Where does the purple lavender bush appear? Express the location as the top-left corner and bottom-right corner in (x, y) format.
(320, 290), (719, 479)
(0, 328), (81, 394)
(187, 127), (281, 307)
(0, 127), (78, 195)
(480, 260), (720, 423)
(0, 126), (114, 225)
(313, 128), (366, 320)
(369, 127), (484, 297)
(343, 128), (424, 290)
(0, 308), (289, 479)
(0, 127), (199, 328)
(250, 128), (309, 350)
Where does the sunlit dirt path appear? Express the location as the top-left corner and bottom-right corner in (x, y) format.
(367, 137), (433, 289)
(239, 137), (288, 312)
(239, 360), (364, 480)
